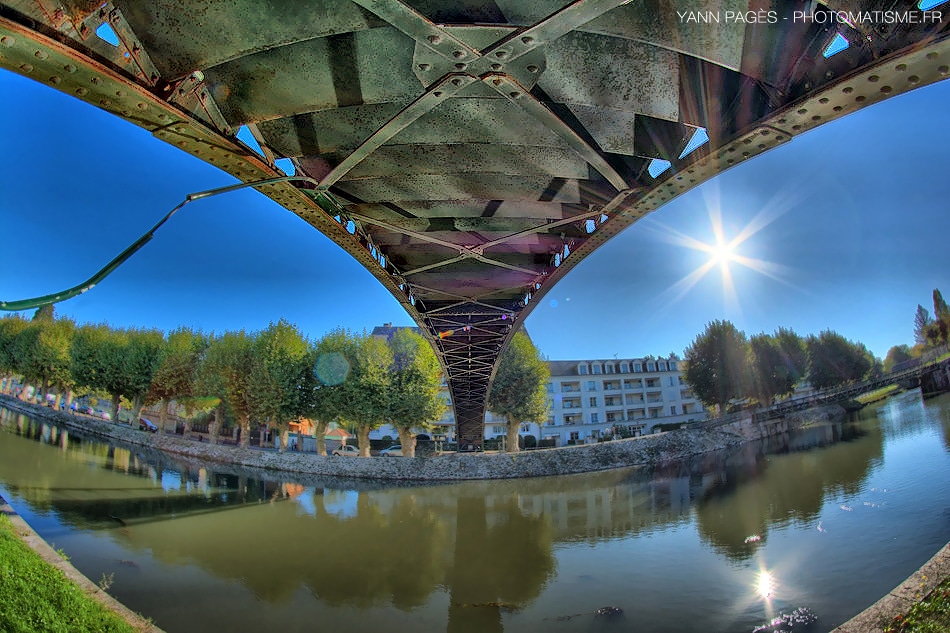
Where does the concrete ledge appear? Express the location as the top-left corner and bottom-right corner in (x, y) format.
(831, 541), (950, 632)
(0, 494), (163, 632)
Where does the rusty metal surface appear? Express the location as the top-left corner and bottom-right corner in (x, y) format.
(1, 0), (948, 447)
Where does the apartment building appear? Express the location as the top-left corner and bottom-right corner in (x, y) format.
(541, 357), (705, 446)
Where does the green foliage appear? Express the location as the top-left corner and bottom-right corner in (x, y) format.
(13, 317), (75, 394)
(884, 344), (914, 373)
(806, 330), (872, 390)
(387, 329), (445, 431)
(934, 289), (950, 320)
(0, 513), (135, 633)
(683, 320), (750, 411)
(147, 327), (206, 406)
(349, 333), (393, 432)
(773, 327), (808, 385)
(68, 325), (164, 419)
(311, 328), (355, 427)
(31, 304), (55, 322)
(200, 330), (257, 448)
(883, 575), (950, 632)
(748, 333), (797, 405)
(488, 331), (549, 452)
(249, 319), (315, 451)
(0, 315), (30, 378)
(915, 305), (934, 346)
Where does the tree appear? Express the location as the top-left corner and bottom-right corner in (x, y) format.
(147, 327), (207, 434)
(748, 333), (796, 405)
(249, 319), (314, 453)
(488, 331), (550, 453)
(928, 289), (950, 347)
(806, 330), (872, 390)
(118, 328), (166, 422)
(914, 305), (933, 346)
(883, 344), (913, 373)
(387, 329), (446, 458)
(683, 320), (750, 413)
(310, 329), (356, 456)
(934, 289), (950, 320)
(0, 315), (29, 394)
(347, 334), (393, 456)
(773, 327), (808, 386)
(200, 331), (257, 448)
(14, 316), (75, 407)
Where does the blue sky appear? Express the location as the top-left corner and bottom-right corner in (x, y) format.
(1, 69), (947, 361)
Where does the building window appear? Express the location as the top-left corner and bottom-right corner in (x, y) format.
(605, 364), (614, 374)
(620, 362), (629, 373)
(578, 364), (588, 375)
(589, 397), (597, 407)
(591, 412), (599, 423)
(587, 380), (596, 391)
(669, 377), (675, 386)
(669, 361), (677, 371)
(634, 363), (642, 372)
(671, 406), (676, 415)
(682, 405), (689, 415)
(546, 382), (554, 393)
(647, 362), (655, 372)
(569, 431), (579, 441)
(592, 364), (602, 374)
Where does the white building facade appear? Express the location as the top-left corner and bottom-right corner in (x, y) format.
(541, 357), (706, 446)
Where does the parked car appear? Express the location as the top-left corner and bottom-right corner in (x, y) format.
(139, 418), (158, 433)
(331, 445), (360, 457)
(98, 410), (111, 421)
(379, 445), (403, 457)
(84, 406), (95, 415)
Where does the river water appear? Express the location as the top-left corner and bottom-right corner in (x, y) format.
(1, 391), (948, 633)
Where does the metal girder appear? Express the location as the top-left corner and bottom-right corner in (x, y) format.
(2, 0), (949, 450)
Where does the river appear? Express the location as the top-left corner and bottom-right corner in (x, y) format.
(1, 390), (948, 633)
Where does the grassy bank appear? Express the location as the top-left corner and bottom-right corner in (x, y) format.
(856, 384), (901, 405)
(0, 512), (136, 633)
(884, 575), (950, 632)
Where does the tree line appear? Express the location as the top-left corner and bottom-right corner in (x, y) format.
(884, 288), (950, 372)
(683, 321), (880, 413)
(0, 308), (551, 456)
(685, 288), (950, 414)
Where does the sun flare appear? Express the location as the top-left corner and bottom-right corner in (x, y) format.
(707, 239), (736, 266)
(757, 571), (773, 599)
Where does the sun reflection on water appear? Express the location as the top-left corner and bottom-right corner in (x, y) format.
(757, 571), (774, 600)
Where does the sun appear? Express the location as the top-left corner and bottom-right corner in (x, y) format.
(708, 238), (736, 266)
(644, 181), (802, 315)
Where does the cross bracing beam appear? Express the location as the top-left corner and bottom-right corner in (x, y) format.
(1, 0), (948, 448)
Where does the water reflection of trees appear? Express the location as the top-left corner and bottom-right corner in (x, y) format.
(0, 404), (891, 623)
(694, 422), (884, 561)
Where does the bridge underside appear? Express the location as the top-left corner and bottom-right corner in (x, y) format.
(1, 1), (947, 446)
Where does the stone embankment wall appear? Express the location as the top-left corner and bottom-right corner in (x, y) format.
(0, 395), (846, 481)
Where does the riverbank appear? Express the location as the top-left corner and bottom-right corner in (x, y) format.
(832, 540), (950, 632)
(0, 394), (841, 481)
(0, 494), (161, 633)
